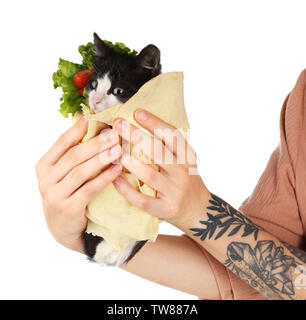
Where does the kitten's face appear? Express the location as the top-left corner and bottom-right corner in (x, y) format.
(87, 33), (162, 113)
(88, 72), (121, 113)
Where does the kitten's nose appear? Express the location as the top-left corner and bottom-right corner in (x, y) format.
(92, 96), (105, 112)
(91, 92), (107, 112)
(93, 101), (102, 111)
(94, 95), (104, 105)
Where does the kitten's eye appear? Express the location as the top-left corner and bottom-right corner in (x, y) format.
(113, 88), (124, 96)
(91, 80), (98, 90)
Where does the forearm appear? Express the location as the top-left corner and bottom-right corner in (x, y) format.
(120, 234), (220, 300)
(180, 193), (306, 300)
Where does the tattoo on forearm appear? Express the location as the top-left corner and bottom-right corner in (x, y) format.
(190, 193), (262, 241)
(280, 241), (306, 264)
(189, 193), (306, 300)
(225, 240), (296, 299)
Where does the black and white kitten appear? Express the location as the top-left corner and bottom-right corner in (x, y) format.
(84, 33), (161, 266)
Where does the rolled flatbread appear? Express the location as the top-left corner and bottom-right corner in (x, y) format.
(73, 71), (189, 250)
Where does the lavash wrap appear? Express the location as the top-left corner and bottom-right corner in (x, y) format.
(72, 72), (189, 251)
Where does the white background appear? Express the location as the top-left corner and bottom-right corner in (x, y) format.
(1, 0), (306, 299)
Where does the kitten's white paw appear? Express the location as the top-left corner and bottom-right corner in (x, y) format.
(93, 240), (137, 267)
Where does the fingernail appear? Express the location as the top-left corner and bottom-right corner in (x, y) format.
(99, 129), (117, 143)
(112, 164), (122, 174)
(114, 119), (122, 131)
(122, 121), (129, 131)
(135, 110), (148, 121)
(106, 130), (118, 142)
(113, 177), (122, 186)
(114, 119), (130, 132)
(110, 144), (120, 155)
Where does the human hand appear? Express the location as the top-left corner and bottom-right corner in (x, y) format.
(35, 117), (122, 253)
(112, 110), (210, 230)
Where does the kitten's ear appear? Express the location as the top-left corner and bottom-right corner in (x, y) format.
(93, 32), (111, 58)
(136, 44), (161, 74)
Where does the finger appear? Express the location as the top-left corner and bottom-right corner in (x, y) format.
(113, 176), (168, 219)
(70, 163), (122, 206)
(113, 118), (176, 173)
(54, 144), (121, 199)
(134, 109), (196, 165)
(121, 152), (174, 195)
(36, 117), (88, 179)
(42, 129), (119, 189)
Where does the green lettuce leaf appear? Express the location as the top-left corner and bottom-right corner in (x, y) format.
(103, 40), (138, 56)
(59, 90), (84, 118)
(83, 87), (89, 107)
(78, 42), (94, 69)
(52, 58), (85, 117)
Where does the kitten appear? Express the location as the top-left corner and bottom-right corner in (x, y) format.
(84, 33), (161, 266)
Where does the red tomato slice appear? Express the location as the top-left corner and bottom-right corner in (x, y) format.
(73, 69), (94, 89)
(78, 88), (84, 96)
